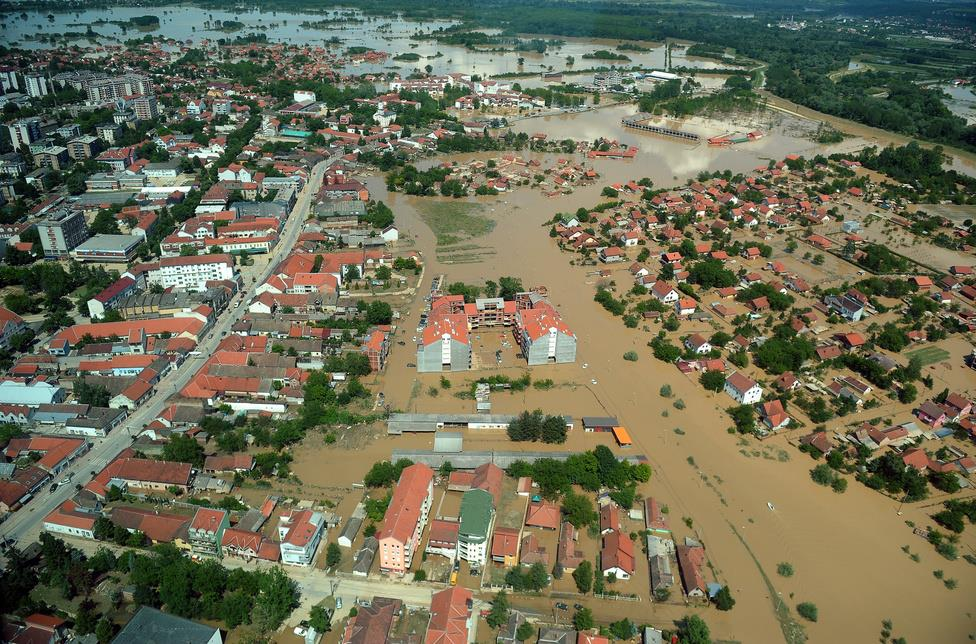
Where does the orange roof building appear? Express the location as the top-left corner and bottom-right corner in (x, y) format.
(378, 463), (434, 574)
(515, 301), (577, 365)
(426, 586), (473, 644)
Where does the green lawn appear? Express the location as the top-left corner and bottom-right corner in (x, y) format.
(415, 200), (495, 247)
(905, 346), (952, 367)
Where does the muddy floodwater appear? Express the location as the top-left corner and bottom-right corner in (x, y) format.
(1, 6), (741, 77)
(288, 107), (976, 643)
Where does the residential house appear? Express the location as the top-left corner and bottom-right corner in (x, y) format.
(684, 334), (712, 355)
(341, 597), (401, 644)
(676, 544), (707, 598)
(426, 586), (473, 644)
(491, 527), (520, 567)
(601, 530), (635, 580)
(557, 522), (585, 572)
(188, 507), (229, 558)
(724, 372), (762, 405)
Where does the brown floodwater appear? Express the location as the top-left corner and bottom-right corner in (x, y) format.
(290, 110), (975, 642)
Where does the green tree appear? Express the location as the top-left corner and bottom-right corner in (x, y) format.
(253, 567), (299, 632)
(573, 607), (594, 631)
(95, 618), (114, 644)
(515, 621), (535, 642)
(486, 590), (510, 629)
(572, 559), (593, 593)
(308, 605), (332, 634)
(561, 491), (598, 528)
(700, 370), (725, 392)
(162, 434), (205, 467)
(74, 379), (111, 407)
(677, 614), (711, 644)
(609, 618), (635, 640)
(326, 542), (342, 568)
(365, 300), (393, 325)
(715, 585), (735, 610)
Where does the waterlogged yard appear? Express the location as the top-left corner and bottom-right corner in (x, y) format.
(413, 199), (498, 263)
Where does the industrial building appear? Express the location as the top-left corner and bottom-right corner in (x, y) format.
(70, 234), (143, 263)
(387, 413), (573, 435)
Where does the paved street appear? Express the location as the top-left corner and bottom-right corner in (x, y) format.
(0, 158), (332, 550)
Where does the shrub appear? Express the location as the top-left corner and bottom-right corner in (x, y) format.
(796, 602), (818, 622)
(777, 562), (794, 577)
(660, 384), (672, 397)
(623, 350), (639, 362)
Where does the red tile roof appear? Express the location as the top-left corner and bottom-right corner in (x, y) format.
(378, 464), (434, 545)
(426, 586), (472, 644)
(525, 500), (560, 530)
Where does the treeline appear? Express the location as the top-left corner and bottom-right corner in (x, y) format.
(506, 410), (567, 444)
(768, 67), (976, 153)
(1, 535), (299, 639)
(853, 142), (976, 200)
(506, 444), (651, 506)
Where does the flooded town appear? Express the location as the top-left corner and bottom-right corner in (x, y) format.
(0, 2), (975, 644)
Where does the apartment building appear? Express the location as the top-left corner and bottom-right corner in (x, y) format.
(278, 509), (325, 566)
(24, 73), (50, 98)
(38, 209), (89, 260)
(188, 507), (229, 558)
(130, 95), (160, 120)
(85, 74), (153, 102)
(514, 301), (577, 365)
(378, 463), (434, 575)
(7, 117), (41, 147)
(457, 488), (494, 566)
(129, 254), (236, 292)
(95, 123), (122, 145)
(32, 146), (70, 171)
(0, 67), (18, 92)
(67, 135), (102, 160)
(417, 314), (471, 373)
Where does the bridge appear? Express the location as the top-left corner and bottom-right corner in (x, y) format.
(621, 114), (700, 142)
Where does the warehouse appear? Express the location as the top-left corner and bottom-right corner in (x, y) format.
(387, 413), (573, 435)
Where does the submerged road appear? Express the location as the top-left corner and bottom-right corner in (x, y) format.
(0, 159), (332, 550)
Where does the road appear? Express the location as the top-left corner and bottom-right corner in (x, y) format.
(0, 158), (333, 549)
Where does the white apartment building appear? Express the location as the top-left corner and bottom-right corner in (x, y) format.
(278, 509), (325, 566)
(130, 254), (236, 292)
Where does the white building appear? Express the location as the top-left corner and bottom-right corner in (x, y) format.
(278, 509), (325, 566)
(43, 501), (96, 540)
(724, 371), (763, 405)
(129, 254), (236, 292)
(381, 225), (399, 243)
(24, 73), (50, 98)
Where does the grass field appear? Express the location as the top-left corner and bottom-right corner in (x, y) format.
(414, 200), (495, 247)
(905, 346), (952, 367)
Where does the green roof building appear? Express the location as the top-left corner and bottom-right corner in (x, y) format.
(458, 488), (494, 566)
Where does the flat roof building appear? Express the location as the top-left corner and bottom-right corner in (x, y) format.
(38, 209), (89, 260)
(112, 606), (221, 644)
(70, 234), (143, 263)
